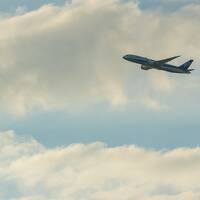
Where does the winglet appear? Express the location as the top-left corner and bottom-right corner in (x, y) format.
(169, 55), (181, 59)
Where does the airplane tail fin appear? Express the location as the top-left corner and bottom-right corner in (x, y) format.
(180, 60), (193, 70)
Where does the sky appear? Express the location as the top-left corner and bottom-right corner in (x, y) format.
(0, 0), (199, 148)
(0, 0), (200, 199)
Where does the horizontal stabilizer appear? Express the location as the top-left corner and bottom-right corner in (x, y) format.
(188, 69), (195, 72)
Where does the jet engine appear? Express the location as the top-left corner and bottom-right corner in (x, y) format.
(141, 65), (151, 70)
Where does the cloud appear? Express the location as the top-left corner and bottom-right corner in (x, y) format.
(142, 97), (168, 111)
(0, 130), (200, 199)
(0, 0), (199, 116)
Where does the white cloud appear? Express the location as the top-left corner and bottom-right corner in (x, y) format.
(0, 0), (199, 116)
(0, 130), (200, 199)
(142, 96), (168, 111)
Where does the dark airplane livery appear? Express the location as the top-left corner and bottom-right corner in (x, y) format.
(123, 55), (194, 74)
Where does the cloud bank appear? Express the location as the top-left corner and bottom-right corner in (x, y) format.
(0, 0), (199, 116)
(0, 130), (200, 199)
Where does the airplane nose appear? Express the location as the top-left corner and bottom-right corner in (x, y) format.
(123, 55), (126, 59)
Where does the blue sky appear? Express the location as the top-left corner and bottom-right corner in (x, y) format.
(0, 0), (197, 12)
(0, 0), (199, 149)
(3, 105), (200, 149)
(0, 0), (66, 11)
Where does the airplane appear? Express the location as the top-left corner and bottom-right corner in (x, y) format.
(123, 54), (194, 74)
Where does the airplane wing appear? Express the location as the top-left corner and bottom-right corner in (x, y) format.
(155, 56), (181, 66)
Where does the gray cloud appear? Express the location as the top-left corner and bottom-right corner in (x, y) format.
(0, 130), (200, 199)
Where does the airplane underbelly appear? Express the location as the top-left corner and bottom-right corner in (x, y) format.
(162, 66), (183, 73)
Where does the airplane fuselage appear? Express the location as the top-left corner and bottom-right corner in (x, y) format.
(123, 54), (191, 74)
